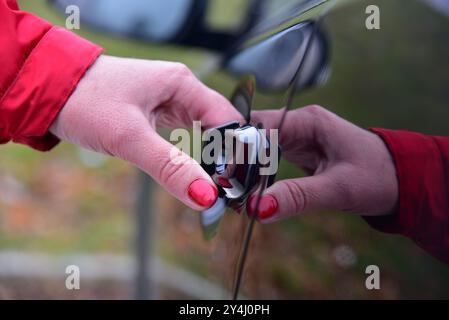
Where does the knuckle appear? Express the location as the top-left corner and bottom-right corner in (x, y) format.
(302, 104), (325, 117)
(166, 63), (198, 102)
(158, 151), (194, 184)
(283, 180), (308, 213)
(301, 105), (334, 126)
(171, 62), (194, 79)
(299, 104), (335, 139)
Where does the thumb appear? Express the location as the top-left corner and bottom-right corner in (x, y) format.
(116, 126), (218, 211)
(247, 174), (346, 223)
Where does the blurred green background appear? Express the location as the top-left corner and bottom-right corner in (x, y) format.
(0, 0), (448, 299)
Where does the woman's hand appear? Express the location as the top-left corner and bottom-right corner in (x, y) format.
(50, 55), (243, 211)
(247, 105), (399, 222)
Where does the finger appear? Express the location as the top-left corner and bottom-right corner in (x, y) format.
(115, 125), (218, 211)
(251, 107), (319, 149)
(189, 81), (244, 128)
(247, 174), (347, 223)
(250, 109), (287, 130)
(251, 107), (327, 172)
(165, 66), (245, 128)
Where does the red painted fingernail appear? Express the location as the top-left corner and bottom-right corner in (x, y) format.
(188, 179), (218, 208)
(217, 176), (232, 188)
(247, 195), (278, 219)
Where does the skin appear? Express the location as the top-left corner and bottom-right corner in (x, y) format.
(50, 56), (397, 220)
(50, 55), (243, 211)
(250, 105), (399, 223)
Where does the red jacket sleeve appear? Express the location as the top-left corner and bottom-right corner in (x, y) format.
(365, 128), (449, 264)
(0, 0), (103, 151)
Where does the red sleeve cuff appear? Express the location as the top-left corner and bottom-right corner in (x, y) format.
(0, 27), (103, 151)
(364, 128), (449, 262)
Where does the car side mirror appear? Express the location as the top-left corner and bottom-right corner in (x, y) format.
(224, 20), (330, 92)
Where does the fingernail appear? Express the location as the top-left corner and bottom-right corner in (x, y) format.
(217, 177), (232, 188)
(188, 179), (218, 208)
(247, 195), (278, 219)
